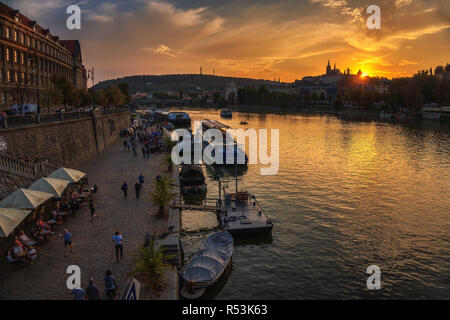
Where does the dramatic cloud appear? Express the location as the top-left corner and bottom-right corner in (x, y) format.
(11, 0), (450, 83)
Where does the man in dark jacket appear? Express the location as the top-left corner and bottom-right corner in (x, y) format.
(134, 181), (141, 199)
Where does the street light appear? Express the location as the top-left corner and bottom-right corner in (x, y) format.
(27, 49), (40, 121)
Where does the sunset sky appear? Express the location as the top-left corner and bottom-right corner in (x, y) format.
(11, 0), (450, 84)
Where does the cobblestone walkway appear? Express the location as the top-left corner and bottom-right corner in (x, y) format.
(0, 140), (166, 299)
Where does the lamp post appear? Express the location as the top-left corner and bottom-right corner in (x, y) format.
(27, 49), (40, 122)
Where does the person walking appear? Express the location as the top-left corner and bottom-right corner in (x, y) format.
(123, 139), (127, 151)
(126, 141), (131, 151)
(63, 229), (74, 257)
(138, 173), (144, 188)
(89, 200), (98, 222)
(104, 270), (117, 300)
(85, 277), (101, 300)
(141, 146), (145, 158)
(121, 181), (128, 197)
(112, 231), (123, 264)
(134, 181), (141, 199)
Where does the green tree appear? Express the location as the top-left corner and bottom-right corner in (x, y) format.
(130, 240), (174, 290)
(118, 82), (130, 102)
(105, 86), (126, 107)
(150, 176), (175, 215)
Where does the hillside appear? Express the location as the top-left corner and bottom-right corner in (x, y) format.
(93, 74), (271, 94)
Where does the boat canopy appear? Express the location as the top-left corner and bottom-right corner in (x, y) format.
(28, 177), (70, 198)
(0, 188), (54, 209)
(48, 168), (86, 183)
(0, 208), (31, 237)
(181, 165), (205, 186)
(182, 232), (233, 287)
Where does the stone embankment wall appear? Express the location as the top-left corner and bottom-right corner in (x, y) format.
(0, 111), (130, 198)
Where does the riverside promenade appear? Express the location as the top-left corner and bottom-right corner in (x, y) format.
(0, 139), (167, 299)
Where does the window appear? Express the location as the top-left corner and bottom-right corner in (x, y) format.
(14, 50), (18, 63)
(6, 70), (10, 82)
(14, 71), (18, 82)
(21, 52), (24, 64)
(20, 32), (24, 44)
(6, 27), (11, 39)
(0, 68), (3, 81)
(6, 48), (9, 61)
(21, 72), (25, 83)
(26, 35), (30, 47)
(13, 30), (17, 42)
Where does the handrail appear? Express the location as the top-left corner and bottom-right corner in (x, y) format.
(0, 152), (58, 178)
(0, 108), (130, 130)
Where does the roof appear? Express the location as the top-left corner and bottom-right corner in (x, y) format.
(48, 168), (86, 183)
(0, 2), (72, 54)
(0, 208), (32, 237)
(28, 177), (70, 198)
(0, 188), (54, 209)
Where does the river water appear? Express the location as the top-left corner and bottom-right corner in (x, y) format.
(173, 108), (450, 299)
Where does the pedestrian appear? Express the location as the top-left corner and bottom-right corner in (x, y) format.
(141, 146), (145, 158)
(89, 200), (98, 222)
(63, 229), (74, 257)
(71, 287), (85, 300)
(127, 141), (131, 151)
(121, 181), (128, 197)
(138, 173), (144, 188)
(123, 140), (127, 151)
(85, 277), (101, 300)
(134, 181), (141, 199)
(104, 270), (117, 300)
(112, 231), (123, 264)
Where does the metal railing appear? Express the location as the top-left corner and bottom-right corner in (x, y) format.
(0, 107), (130, 130)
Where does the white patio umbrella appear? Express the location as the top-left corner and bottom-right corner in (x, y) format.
(0, 208), (31, 237)
(28, 177), (70, 198)
(48, 168), (86, 183)
(0, 188), (54, 209)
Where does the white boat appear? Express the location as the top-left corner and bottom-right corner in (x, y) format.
(181, 231), (233, 299)
(168, 112), (191, 128)
(200, 120), (248, 166)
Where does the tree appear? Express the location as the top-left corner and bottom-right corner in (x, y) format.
(105, 86), (126, 107)
(51, 75), (76, 107)
(434, 65), (444, 75)
(40, 86), (63, 113)
(118, 82), (130, 102)
(150, 176), (174, 215)
(311, 92), (318, 104)
(130, 240), (174, 291)
(319, 92), (325, 102)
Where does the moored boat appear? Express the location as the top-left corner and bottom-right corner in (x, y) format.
(181, 231), (233, 299)
(180, 164), (207, 194)
(168, 112), (191, 128)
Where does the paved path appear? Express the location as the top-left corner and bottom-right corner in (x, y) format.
(0, 139), (167, 299)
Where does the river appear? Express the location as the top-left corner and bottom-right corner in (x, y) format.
(172, 108), (450, 299)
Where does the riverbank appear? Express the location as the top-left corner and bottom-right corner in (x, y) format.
(0, 139), (167, 299)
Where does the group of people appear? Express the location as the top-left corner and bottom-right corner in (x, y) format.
(121, 173), (145, 199)
(4, 230), (39, 265)
(71, 230), (123, 300)
(4, 184), (96, 267)
(71, 270), (118, 300)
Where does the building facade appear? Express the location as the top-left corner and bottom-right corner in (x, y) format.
(0, 3), (87, 111)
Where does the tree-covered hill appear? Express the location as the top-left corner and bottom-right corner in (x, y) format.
(92, 74), (271, 94)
